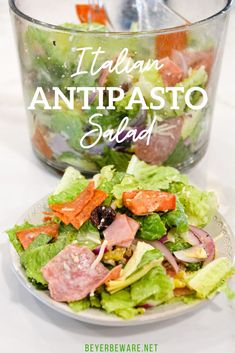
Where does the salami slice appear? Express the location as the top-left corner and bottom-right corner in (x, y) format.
(42, 245), (109, 302)
(135, 117), (184, 165)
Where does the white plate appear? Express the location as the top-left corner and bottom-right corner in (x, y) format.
(9, 196), (235, 327)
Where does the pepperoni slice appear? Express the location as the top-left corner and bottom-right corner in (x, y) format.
(123, 190), (176, 215)
(50, 181), (95, 224)
(16, 223), (59, 250)
(71, 189), (108, 229)
(159, 57), (184, 86)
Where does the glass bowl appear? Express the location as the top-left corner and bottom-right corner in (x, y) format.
(9, 0), (233, 175)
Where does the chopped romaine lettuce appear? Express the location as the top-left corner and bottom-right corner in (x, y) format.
(101, 290), (136, 313)
(112, 174), (140, 204)
(187, 257), (235, 299)
(69, 298), (91, 312)
(137, 214), (167, 241)
(20, 232), (77, 285)
(173, 67), (208, 116)
(76, 221), (101, 249)
(27, 233), (52, 250)
(161, 199), (189, 233)
(115, 308), (145, 320)
(7, 222), (34, 255)
(137, 249), (163, 269)
(126, 156), (188, 190)
(165, 231), (191, 252)
(48, 166), (88, 205)
(131, 266), (174, 305)
(169, 182), (218, 227)
(92, 147), (131, 172)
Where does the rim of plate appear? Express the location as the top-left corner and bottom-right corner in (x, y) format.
(8, 195), (235, 327)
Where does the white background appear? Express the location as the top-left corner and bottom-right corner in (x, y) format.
(0, 1), (235, 352)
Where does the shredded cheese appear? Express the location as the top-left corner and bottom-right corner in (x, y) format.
(91, 240), (108, 270)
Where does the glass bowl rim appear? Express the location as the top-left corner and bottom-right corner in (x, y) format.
(9, 0), (234, 36)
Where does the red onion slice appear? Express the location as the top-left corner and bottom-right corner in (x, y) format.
(150, 240), (179, 273)
(159, 234), (169, 244)
(93, 245), (108, 255)
(181, 231), (201, 246)
(138, 303), (154, 310)
(189, 225), (215, 264)
(174, 245), (207, 264)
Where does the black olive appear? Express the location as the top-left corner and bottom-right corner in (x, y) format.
(91, 206), (116, 231)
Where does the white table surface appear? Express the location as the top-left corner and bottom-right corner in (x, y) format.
(0, 1), (235, 352)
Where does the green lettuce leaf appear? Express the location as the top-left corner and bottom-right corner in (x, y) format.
(115, 308), (145, 320)
(48, 166), (88, 205)
(112, 175), (140, 204)
(76, 221), (101, 250)
(126, 156), (188, 190)
(137, 214), (166, 241)
(20, 232), (77, 286)
(165, 231), (191, 252)
(187, 257), (235, 299)
(131, 266), (174, 305)
(6, 222), (34, 255)
(92, 147), (131, 172)
(173, 67), (208, 116)
(94, 165), (124, 205)
(169, 182), (218, 227)
(69, 298), (91, 312)
(137, 249), (163, 269)
(101, 290), (136, 313)
(27, 233), (52, 250)
(161, 199), (189, 233)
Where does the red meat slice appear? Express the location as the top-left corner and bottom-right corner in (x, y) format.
(159, 57), (184, 86)
(50, 181), (95, 224)
(96, 265), (123, 288)
(71, 189), (108, 229)
(171, 49), (214, 76)
(123, 190), (176, 216)
(16, 223), (59, 250)
(135, 116), (184, 165)
(42, 245), (109, 302)
(103, 214), (139, 249)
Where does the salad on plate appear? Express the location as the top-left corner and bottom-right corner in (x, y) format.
(7, 156), (235, 320)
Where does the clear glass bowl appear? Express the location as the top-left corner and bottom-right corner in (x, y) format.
(9, 0), (233, 175)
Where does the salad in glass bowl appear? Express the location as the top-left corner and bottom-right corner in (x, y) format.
(12, 4), (225, 175)
(7, 157), (235, 320)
